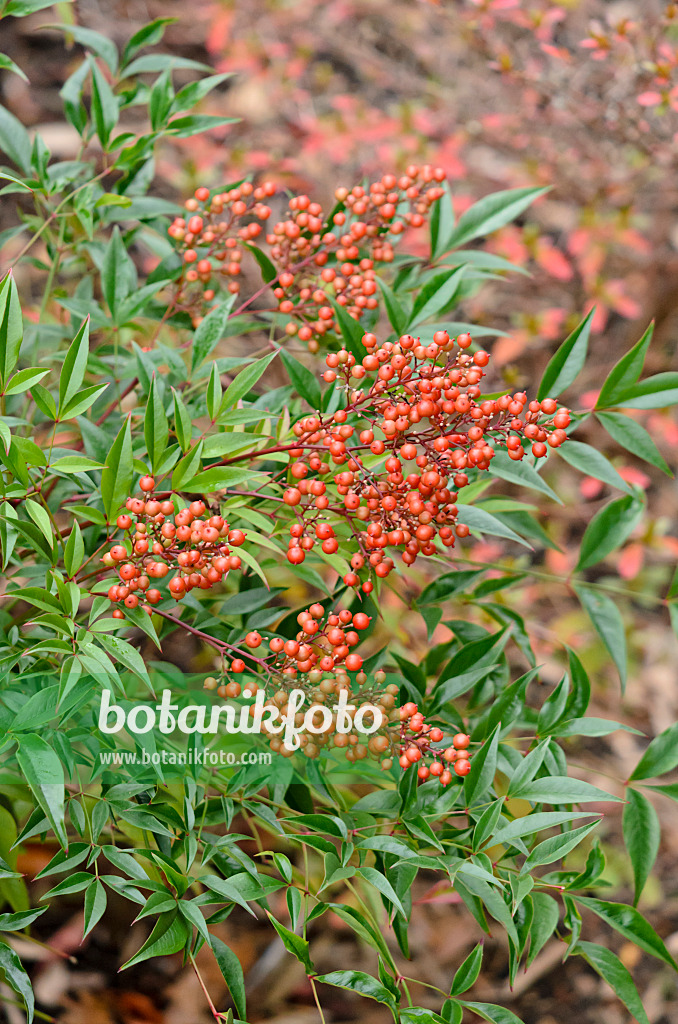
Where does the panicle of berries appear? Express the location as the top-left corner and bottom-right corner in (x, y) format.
(203, 621), (400, 765)
(168, 181), (276, 326)
(399, 701), (473, 786)
(167, 167), (446, 345)
(270, 165), (446, 350)
(280, 329), (570, 592)
(102, 476), (248, 618)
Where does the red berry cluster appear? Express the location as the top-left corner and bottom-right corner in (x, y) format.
(270, 165), (445, 349)
(103, 476), (248, 617)
(399, 701), (473, 785)
(167, 166), (445, 345)
(244, 602), (372, 678)
(279, 330), (570, 591)
(168, 181), (276, 324)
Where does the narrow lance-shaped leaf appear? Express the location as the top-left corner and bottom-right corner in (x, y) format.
(58, 317), (90, 414)
(573, 583), (627, 690)
(595, 410), (672, 476)
(16, 735), (67, 849)
(0, 940), (34, 1023)
(630, 721), (678, 780)
(444, 186), (549, 250)
(576, 493), (645, 571)
(100, 417), (134, 521)
(211, 936), (247, 1021)
(0, 271), (23, 388)
(595, 322), (653, 409)
(537, 309), (594, 401)
(574, 896), (678, 970)
(574, 942), (650, 1024)
(623, 788), (660, 906)
(144, 375), (169, 474)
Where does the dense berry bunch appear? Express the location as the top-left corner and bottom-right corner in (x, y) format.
(168, 181), (276, 323)
(202, 612), (401, 764)
(167, 166), (445, 345)
(103, 478), (248, 616)
(280, 329), (570, 590)
(400, 702), (473, 786)
(270, 165), (445, 349)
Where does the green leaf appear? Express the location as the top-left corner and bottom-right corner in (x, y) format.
(89, 57), (119, 148)
(0, 53), (28, 82)
(574, 942), (649, 1024)
(576, 494), (645, 571)
(149, 67), (174, 131)
(315, 970), (398, 1013)
(172, 71), (233, 112)
(456, 504), (531, 548)
(24, 498), (53, 546)
(180, 466), (258, 492)
(512, 776), (621, 805)
(122, 18), (176, 65)
(101, 227), (132, 318)
(377, 278), (408, 335)
(623, 789), (660, 905)
(326, 299), (363, 357)
(630, 721), (678, 780)
(100, 417), (133, 520)
(121, 910), (189, 969)
(595, 411), (672, 476)
(266, 912), (314, 973)
(0, 939), (34, 1023)
(552, 717), (642, 738)
(522, 820), (600, 871)
(206, 363), (222, 421)
(595, 323), (653, 409)
(165, 114), (238, 138)
(429, 179), (455, 260)
(96, 635), (150, 685)
(573, 583), (627, 690)
(49, 455), (105, 473)
(61, 383), (109, 420)
(464, 723), (500, 807)
(357, 866), (406, 917)
(0, 106), (31, 173)
(460, 1002), (525, 1024)
(172, 387), (192, 450)
(557, 439), (632, 493)
(220, 351), (278, 410)
(83, 878), (107, 937)
(58, 317), (90, 414)
(612, 372), (678, 410)
(190, 299), (236, 375)
(280, 347), (321, 409)
(144, 376), (169, 473)
(419, 570), (484, 605)
(574, 896), (678, 970)
(0, 271), (23, 388)
(48, 24), (118, 73)
(489, 451), (561, 503)
(15, 735), (67, 849)
(450, 943), (483, 996)
(243, 240), (277, 282)
(3, 367), (49, 395)
(537, 310), (594, 401)
(526, 892), (560, 967)
(409, 266), (465, 327)
(211, 936), (246, 1021)
(64, 519), (84, 576)
(445, 186), (549, 250)
(0, 170), (32, 191)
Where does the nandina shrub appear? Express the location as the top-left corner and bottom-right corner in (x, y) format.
(0, 9), (678, 1024)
